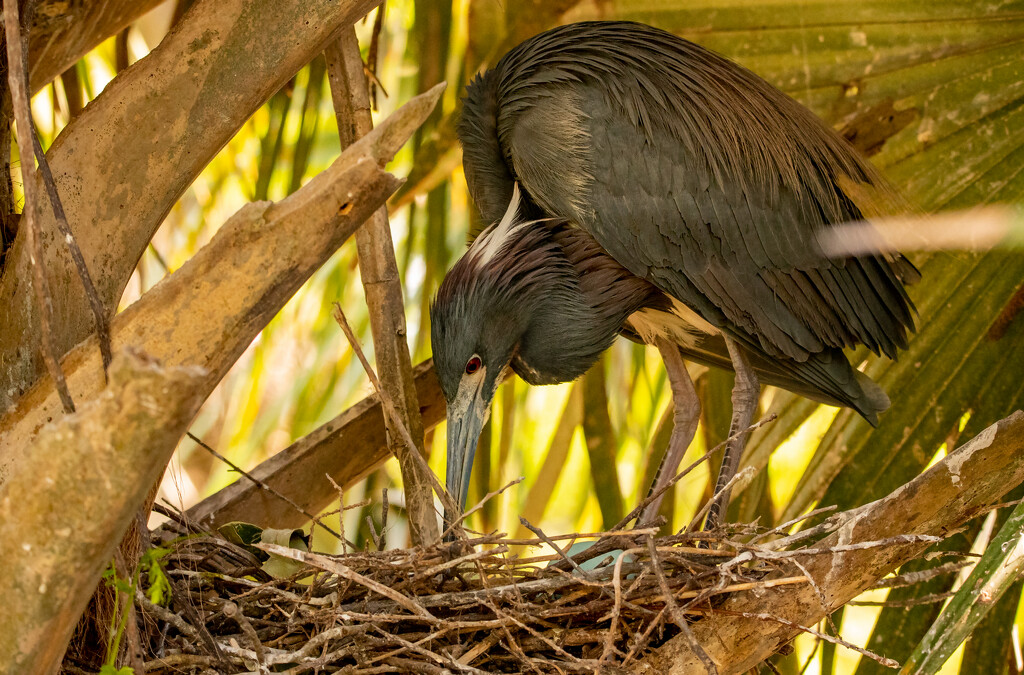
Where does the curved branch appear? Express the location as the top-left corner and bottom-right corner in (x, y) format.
(0, 83), (445, 481)
(0, 350), (208, 674)
(639, 410), (1024, 674)
(26, 0), (165, 93)
(0, 0), (382, 412)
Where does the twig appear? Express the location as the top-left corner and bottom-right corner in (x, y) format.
(519, 517), (596, 580)
(484, 598), (585, 667)
(381, 488), (389, 550)
(847, 590), (958, 607)
(457, 631), (501, 666)
(646, 536), (718, 674)
(440, 477), (524, 540)
(326, 25), (438, 546)
(367, 2), (386, 108)
(686, 466), (758, 533)
(31, 127), (112, 377)
(220, 600), (266, 666)
(326, 474), (349, 554)
(787, 556), (838, 636)
(3, 0), (75, 413)
(366, 514), (382, 551)
(258, 543), (436, 621)
(187, 431), (351, 547)
(872, 560), (970, 589)
(598, 550), (627, 671)
(698, 608), (900, 669)
(750, 505), (838, 544)
(136, 589), (197, 638)
(331, 303), (463, 531)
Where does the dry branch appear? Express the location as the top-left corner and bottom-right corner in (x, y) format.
(0, 0), (383, 412)
(0, 351), (207, 674)
(326, 27), (438, 544)
(0, 83), (445, 480)
(25, 0), (165, 93)
(3, 0), (75, 414)
(639, 410), (1024, 674)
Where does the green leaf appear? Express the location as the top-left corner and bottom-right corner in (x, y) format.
(260, 527), (311, 579)
(217, 521), (267, 559)
(786, 250), (1024, 524)
(582, 358), (625, 528)
(901, 500), (1024, 674)
(855, 533), (974, 675)
(143, 547), (173, 607)
(959, 579), (1022, 675)
(98, 665), (133, 675)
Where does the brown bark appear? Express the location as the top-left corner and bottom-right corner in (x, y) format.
(0, 0), (382, 412)
(638, 410), (1024, 674)
(25, 0), (165, 94)
(0, 350), (208, 675)
(0, 83), (445, 481)
(326, 29), (438, 545)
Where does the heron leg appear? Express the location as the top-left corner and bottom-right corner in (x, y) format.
(639, 337), (701, 528)
(704, 336), (759, 530)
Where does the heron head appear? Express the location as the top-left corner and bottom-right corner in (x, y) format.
(430, 186), (573, 515)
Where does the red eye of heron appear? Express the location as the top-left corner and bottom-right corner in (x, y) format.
(465, 356), (482, 375)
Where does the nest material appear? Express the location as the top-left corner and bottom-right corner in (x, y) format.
(134, 519), (816, 674)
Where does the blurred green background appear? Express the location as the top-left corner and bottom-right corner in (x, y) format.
(25, 1), (1024, 673)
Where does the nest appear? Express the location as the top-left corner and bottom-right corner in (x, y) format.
(134, 514), (823, 674)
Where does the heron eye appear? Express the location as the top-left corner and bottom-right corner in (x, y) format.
(465, 355), (482, 375)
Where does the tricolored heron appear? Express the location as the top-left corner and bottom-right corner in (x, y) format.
(431, 21), (917, 529)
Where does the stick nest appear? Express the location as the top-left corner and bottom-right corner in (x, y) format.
(137, 518), (821, 674)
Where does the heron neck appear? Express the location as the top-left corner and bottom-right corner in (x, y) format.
(512, 226), (657, 385)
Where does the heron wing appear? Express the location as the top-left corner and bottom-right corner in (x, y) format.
(499, 71), (914, 365)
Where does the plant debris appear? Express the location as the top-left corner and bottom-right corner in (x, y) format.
(116, 506), (947, 675)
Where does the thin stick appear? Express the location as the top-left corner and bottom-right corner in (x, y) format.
(4, 0), (75, 413)
(326, 27), (438, 546)
(331, 303), (463, 531)
(519, 517), (596, 580)
(697, 608), (899, 669)
(440, 478), (523, 540)
(30, 128), (112, 377)
(326, 474), (348, 554)
(186, 431), (351, 546)
(366, 2), (386, 108)
(646, 535), (718, 674)
(258, 543), (436, 621)
(598, 550), (627, 671)
(750, 505), (838, 544)
(686, 466), (757, 533)
(497, 527), (659, 546)
(220, 600), (265, 666)
(380, 488), (389, 550)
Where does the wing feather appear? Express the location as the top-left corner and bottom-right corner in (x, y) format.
(463, 21), (918, 417)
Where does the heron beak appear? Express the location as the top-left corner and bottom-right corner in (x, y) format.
(444, 379), (490, 525)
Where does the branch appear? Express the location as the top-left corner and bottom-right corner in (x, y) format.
(325, 26), (440, 545)
(0, 0), (384, 412)
(25, 0), (165, 93)
(639, 410), (1024, 674)
(0, 350), (207, 674)
(0, 84), (445, 481)
(179, 360), (446, 531)
(3, 0), (75, 413)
